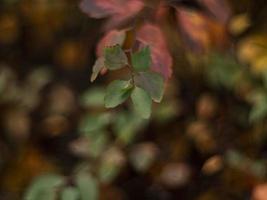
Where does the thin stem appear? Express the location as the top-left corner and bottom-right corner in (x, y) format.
(126, 63), (135, 85)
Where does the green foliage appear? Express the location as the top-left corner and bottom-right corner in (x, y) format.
(249, 90), (267, 122)
(104, 45), (128, 70)
(104, 80), (132, 108)
(113, 111), (147, 144)
(79, 113), (112, 133)
(76, 173), (98, 200)
(91, 44), (165, 119)
(131, 86), (152, 119)
(80, 86), (105, 107)
(98, 161), (120, 183)
(61, 187), (79, 200)
(207, 53), (240, 89)
(131, 46), (151, 71)
(88, 133), (108, 157)
(24, 174), (64, 200)
(134, 71), (164, 103)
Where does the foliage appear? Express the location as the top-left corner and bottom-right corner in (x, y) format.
(3, 0), (267, 200)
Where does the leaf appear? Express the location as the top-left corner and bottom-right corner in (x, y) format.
(88, 133), (108, 157)
(76, 173), (98, 200)
(79, 113), (111, 133)
(24, 174), (64, 200)
(136, 23), (172, 79)
(129, 143), (158, 172)
(105, 80), (132, 108)
(99, 147), (125, 183)
(97, 30), (126, 57)
(61, 187), (79, 200)
(197, 0), (231, 24)
(176, 8), (228, 52)
(207, 53), (240, 89)
(80, 87), (105, 107)
(249, 91), (267, 123)
(113, 111), (147, 145)
(79, 0), (144, 30)
(134, 71), (164, 103)
(131, 46), (151, 71)
(104, 45), (128, 70)
(131, 87), (152, 119)
(90, 57), (105, 82)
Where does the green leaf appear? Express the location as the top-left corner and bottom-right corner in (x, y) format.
(61, 187), (79, 200)
(24, 174), (64, 200)
(99, 162), (120, 183)
(105, 80), (132, 108)
(80, 87), (105, 107)
(76, 173), (98, 200)
(113, 111), (147, 145)
(249, 91), (267, 122)
(104, 45), (128, 70)
(131, 87), (152, 119)
(90, 57), (105, 82)
(79, 113), (111, 134)
(131, 46), (151, 71)
(134, 71), (164, 103)
(207, 53), (240, 89)
(98, 148), (125, 183)
(88, 133), (108, 157)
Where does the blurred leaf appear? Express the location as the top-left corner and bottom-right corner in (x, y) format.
(61, 187), (79, 200)
(76, 173), (98, 200)
(79, 113), (111, 133)
(249, 91), (267, 122)
(104, 45), (128, 70)
(252, 183), (267, 200)
(207, 53), (240, 89)
(99, 148), (125, 183)
(79, 0), (144, 29)
(229, 13), (251, 35)
(131, 46), (151, 72)
(129, 143), (158, 172)
(24, 174), (64, 200)
(201, 155), (223, 175)
(113, 111), (147, 145)
(153, 101), (178, 122)
(131, 87), (152, 119)
(105, 80), (132, 108)
(80, 87), (105, 107)
(160, 163), (191, 188)
(134, 71), (164, 103)
(176, 7), (228, 52)
(91, 57), (105, 82)
(88, 133), (108, 157)
(197, 0), (231, 24)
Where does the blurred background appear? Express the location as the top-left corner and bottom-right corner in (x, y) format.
(2, 0), (267, 199)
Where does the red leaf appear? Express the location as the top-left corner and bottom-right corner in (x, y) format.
(176, 8), (228, 52)
(79, 0), (144, 29)
(197, 0), (231, 24)
(96, 29), (126, 56)
(136, 23), (172, 80)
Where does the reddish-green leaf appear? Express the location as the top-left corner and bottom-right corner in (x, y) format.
(104, 45), (128, 70)
(97, 30), (126, 57)
(136, 23), (172, 80)
(134, 71), (164, 103)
